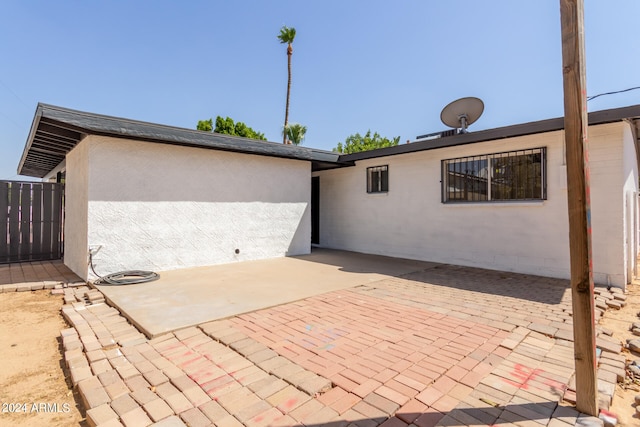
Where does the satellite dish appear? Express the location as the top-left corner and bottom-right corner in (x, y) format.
(440, 97), (484, 133)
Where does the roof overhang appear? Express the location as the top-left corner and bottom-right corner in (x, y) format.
(17, 108), (86, 177)
(18, 103), (353, 178)
(339, 104), (640, 162)
(18, 103), (640, 178)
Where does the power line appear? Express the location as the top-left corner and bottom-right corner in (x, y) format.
(587, 86), (640, 101)
(0, 78), (32, 130)
(0, 109), (24, 130)
(0, 79), (31, 111)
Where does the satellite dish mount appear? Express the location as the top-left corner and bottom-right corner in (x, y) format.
(440, 97), (484, 134)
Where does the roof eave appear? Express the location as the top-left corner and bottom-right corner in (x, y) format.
(338, 104), (640, 162)
(17, 104), (44, 177)
(17, 104), (346, 177)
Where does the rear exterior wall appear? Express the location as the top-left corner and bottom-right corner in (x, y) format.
(63, 138), (89, 278)
(315, 122), (635, 287)
(65, 135), (311, 280)
(622, 123), (639, 282)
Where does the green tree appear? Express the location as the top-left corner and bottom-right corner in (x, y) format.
(197, 118), (213, 132)
(333, 131), (400, 154)
(277, 26), (296, 144)
(283, 123), (307, 145)
(196, 116), (266, 140)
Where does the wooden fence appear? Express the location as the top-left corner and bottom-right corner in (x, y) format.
(0, 181), (64, 263)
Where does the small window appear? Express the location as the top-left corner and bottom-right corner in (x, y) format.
(442, 148), (546, 203)
(367, 165), (388, 193)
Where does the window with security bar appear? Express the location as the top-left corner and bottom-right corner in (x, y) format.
(441, 148), (546, 203)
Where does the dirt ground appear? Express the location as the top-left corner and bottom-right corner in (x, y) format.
(0, 290), (85, 427)
(1, 284), (640, 427)
(600, 280), (640, 426)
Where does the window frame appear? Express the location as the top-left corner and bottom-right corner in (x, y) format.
(366, 165), (389, 194)
(441, 147), (547, 203)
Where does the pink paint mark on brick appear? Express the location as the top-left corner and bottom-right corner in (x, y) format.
(160, 342), (182, 353)
(179, 357), (202, 368)
(502, 364), (543, 390)
(283, 398), (298, 409)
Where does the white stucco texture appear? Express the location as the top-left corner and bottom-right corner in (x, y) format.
(63, 139), (89, 279)
(315, 122), (639, 287)
(67, 136), (311, 279)
(622, 123), (639, 283)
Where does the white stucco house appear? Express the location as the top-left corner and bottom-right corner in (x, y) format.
(17, 103), (640, 288)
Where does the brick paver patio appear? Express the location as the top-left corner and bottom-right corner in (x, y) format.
(0, 259), (82, 290)
(1, 260), (627, 426)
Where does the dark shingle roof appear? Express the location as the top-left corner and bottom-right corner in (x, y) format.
(340, 104), (640, 162)
(18, 103), (350, 177)
(18, 103), (640, 178)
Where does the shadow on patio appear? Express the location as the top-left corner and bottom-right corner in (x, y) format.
(300, 248), (570, 305)
(95, 248), (571, 338)
(267, 400), (588, 427)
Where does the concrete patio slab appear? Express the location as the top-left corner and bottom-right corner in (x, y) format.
(95, 249), (439, 338)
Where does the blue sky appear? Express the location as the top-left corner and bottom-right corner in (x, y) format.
(1, 1), (639, 180)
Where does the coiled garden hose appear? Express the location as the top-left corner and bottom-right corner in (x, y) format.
(89, 252), (160, 285)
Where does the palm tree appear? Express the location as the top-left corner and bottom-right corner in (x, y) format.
(283, 123), (307, 145)
(277, 26), (296, 144)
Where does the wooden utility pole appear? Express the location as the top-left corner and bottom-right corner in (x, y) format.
(560, 0), (598, 416)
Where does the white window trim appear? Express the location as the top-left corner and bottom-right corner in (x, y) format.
(367, 165), (389, 194)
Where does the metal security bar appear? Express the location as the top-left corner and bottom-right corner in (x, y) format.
(0, 181), (64, 263)
(442, 148), (546, 203)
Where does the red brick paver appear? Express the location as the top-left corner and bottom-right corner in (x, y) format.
(28, 258), (626, 427)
